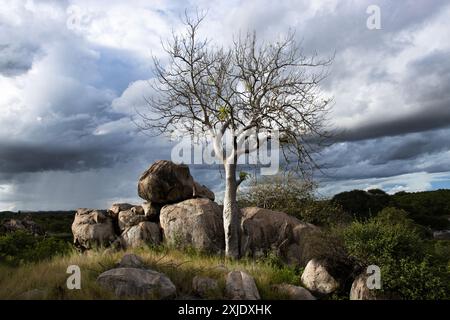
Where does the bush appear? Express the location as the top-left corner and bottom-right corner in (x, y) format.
(238, 175), (350, 226)
(238, 174), (315, 216)
(380, 257), (449, 300)
(341, 211), (423, 263)
(339, 208), (449, 299)
(0, 231), (71, 266)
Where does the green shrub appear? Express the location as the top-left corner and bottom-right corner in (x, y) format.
(341, 208), (423, 263)
(339, 208), (449, 299)
(0, 231), (71, 266)
(238, 174), (315, 216)
(381, 257), (449, 300)
(238, 175), (350, 226)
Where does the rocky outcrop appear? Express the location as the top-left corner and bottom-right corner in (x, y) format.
(118, 208), (147, 232)
(240, 207), (319, 266)
(138, 160), (214, 204)
(142, 202), (162, 221)
(108, 203), (134, 218)
(301, 259), (339, 295)
(160, 198), (224, 253)
(97, 267), (176, 299)
(72, 209), (117, 250)
(71, 161), (217, 251)
(272, 284), (316, 300)
(1, 216), (44, 236)
(192, 276), (219, 298)
(225, 271), (260, 300)
(120, 221), (161, 249)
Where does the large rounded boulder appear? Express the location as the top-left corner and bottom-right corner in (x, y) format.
(138, 160), (214, 204)
(240, 207), (319, 266)
(301, 259), (340, 295)
(72, 208), (117, 250)
(159, 198), (224, 253)
(225, 271), (260, 300)
(121, 221), (161, 249)
(97, 267), (176, 299)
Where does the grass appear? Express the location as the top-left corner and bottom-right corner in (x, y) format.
(0, 245), (305, 300)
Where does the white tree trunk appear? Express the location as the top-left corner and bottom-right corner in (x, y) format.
(223, 162), (240, 259)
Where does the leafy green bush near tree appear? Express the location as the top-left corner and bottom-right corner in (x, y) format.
(238, 175), (350, 226)
(339, 207), (449, 299)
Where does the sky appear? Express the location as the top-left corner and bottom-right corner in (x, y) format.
(1, 0), (450, 211)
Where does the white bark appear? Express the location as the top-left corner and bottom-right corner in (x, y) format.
(223, 162), (240, 259)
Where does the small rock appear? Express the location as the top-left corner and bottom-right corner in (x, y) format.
(272, 283), (316, 300)
(18, 288), (48, 300)
(117, 254), (145, 268)
(301, 259), (339, 295)
(131, 205), (145, 215)
(225, 271), (260, 300)
(108, 203), (134, 218)
(192, 276), (219, 298)
(97, 267), (176, 299)
(350, 273), (379, 300)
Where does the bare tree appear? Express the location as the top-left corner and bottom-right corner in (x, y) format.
(138, 13), (333, 259)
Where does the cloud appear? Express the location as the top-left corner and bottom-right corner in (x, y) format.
(1, 0), (450, 210)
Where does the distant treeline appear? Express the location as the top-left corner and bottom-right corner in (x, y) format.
(332, 189), (450, 230)
(0, 211), (75, 236)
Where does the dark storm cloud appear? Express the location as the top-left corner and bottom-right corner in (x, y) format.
(339, 105), (450, 141)
(318, 127), (450, 181)
(335, 48), (450, 141)
(0, 141), (125, 174)
(0, 44), (39, 76)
